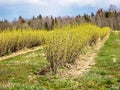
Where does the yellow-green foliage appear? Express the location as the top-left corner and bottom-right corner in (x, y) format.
(44, 23), (111, 74)
(0, 24), (111, 74)
(0, 29), (47, 56)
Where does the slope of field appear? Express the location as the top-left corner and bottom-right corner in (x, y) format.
(0, 32), (119, 90)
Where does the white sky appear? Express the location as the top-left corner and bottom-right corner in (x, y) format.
(0, 0), (120, 7)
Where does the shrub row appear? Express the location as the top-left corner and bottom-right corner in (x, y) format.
(0, 24), (111, 74)
(44, 24), (111, 74)
(0, 29), (46, 56)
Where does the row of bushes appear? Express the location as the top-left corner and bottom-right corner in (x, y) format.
(44, 24), (111, 74)
(0, 23), (111, 74)
(0, 29), (47, 56)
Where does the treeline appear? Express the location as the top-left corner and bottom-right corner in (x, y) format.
(0, 5), (120, 30)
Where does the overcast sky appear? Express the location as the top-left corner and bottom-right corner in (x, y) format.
(0, 0), (120, 21)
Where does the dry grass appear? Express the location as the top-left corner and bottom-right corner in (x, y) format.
(0, 46), (42, 61)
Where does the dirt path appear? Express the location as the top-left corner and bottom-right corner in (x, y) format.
(58, 34), (110, 78)
(0, 46), (42, 61)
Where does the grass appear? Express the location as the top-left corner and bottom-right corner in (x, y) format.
(76, 32), (120, 90)
(0, 48), (49, 90)
(0, 32), (119, 90)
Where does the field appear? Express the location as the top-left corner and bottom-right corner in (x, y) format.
(0, 24), (119, 90)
